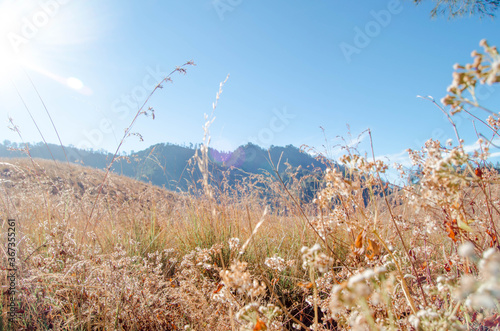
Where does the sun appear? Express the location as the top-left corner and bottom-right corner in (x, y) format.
(0, 0), (93, 94)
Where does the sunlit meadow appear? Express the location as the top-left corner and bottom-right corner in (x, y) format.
(1, 38), (500, 330)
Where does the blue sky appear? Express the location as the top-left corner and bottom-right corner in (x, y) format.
(0, 0), (499, 170)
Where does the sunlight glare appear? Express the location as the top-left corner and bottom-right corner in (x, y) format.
(0, 0), (99, 91)
(66, 77), (84, 90)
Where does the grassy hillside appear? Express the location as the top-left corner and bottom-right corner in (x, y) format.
(0, 41), (499, 330)
(0, 142), (329, 196)
(0, 157), (323, 330)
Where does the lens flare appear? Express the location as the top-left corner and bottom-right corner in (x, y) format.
(66, 77), (84, 90)
(0, 0), (99, 93)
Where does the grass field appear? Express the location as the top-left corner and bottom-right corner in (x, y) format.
(1, 40), (500, 330)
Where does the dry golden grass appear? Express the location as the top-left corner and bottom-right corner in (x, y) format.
(0, 157), (320, 330)
(0, 40), (499, 330)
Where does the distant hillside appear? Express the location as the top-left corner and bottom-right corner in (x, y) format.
(0, 157), (178, 208)
(0, 141), (331, 198)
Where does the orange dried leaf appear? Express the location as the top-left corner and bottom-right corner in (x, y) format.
(365, 239), (380, 259)
(298, 282), (314, 289)
(446, 222), (457, 242)
(354, 230), (364, 249)
(254, 319), (267, 331)
(213, 283), (224, 294)
(486, 230), (498, 247)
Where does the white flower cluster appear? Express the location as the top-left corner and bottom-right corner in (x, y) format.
(228, 237), (240, 251)
(235, 302), (281, 331)
(464, 248), (500, 310)
(301, 244), (333, 273)
(264, 254), (286, 272)
(220, 261), (266, 298)
(329, 266), (388, 315)
(411, 244), (500, 330)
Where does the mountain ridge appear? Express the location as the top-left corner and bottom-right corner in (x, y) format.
(0, 141), (331, 195)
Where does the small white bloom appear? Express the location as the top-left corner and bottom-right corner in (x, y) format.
(469, 293), (496, 309)
(348, 273), (365, 288)
(409, 315), (420, 329)
(361, 269), (375, 280)
(458, 242), (475, 258)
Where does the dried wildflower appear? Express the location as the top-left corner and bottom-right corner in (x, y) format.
(228, 237), (241, 252)
(301, 244), (333, 273)
(329, 266), (388, 317)
(458, 241), (476, 258)
(442, 39), (500, 113)
(264, 254), (286, 272)
(235, 302), (281, 331)
(220, 261), (266, 298)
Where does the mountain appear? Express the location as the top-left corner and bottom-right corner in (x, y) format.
(0, 157), (177, 207)
(0, 141), (330, 198)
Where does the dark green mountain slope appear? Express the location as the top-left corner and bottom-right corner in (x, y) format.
(0, 141), (330, 197)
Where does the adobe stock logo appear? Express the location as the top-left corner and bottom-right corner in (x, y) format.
(7, 0), (72, 54)
(339, 0), (403, 63)
(248, 107), (296, 146)
(212, 0), (243, 21)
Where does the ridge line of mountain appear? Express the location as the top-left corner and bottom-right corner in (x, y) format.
(0, 141), (333, 197)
